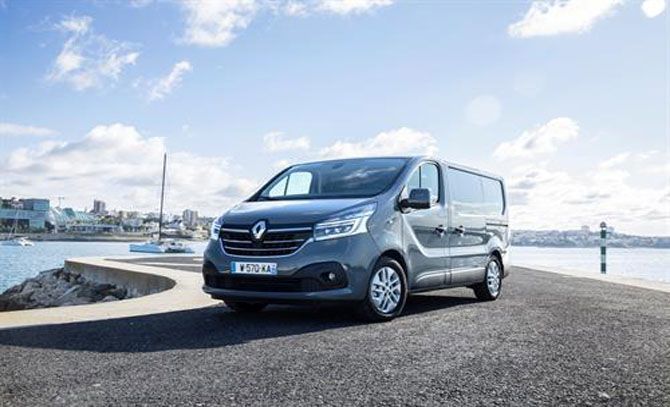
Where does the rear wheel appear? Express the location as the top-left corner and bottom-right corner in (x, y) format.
(473, 256), (502, 301)
(356, 257), (408, 322)
(224, 301), (268, 313)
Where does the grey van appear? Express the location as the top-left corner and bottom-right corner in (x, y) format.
(202, 156), (509, 321)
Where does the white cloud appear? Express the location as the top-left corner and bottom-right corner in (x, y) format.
(0, 124), (257, 215)
(283, 1), (309, 16)
(506, 161), (669, 235)
(179, 0), (259, 47)
(148, 60), (193, 102)
(178, 0), (394, 47)
(0, 122), (58, 137)
(317, 0), (393, 15)
(465, 95), (502, 127)
(319, 127), (438, 159)
(508, 0), (623, 38)
(641, 0), (666, 17)
(263, 131), (311, 152)
(598, 152), (630, 169)
(494, 117), (579, 160)
(129, 0), (154, 7)
(47, 15), (139, 91)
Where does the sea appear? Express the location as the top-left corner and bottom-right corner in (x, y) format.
(0, 242), (668, 292)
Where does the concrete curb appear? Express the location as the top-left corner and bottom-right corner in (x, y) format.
(0, 257), (218, 330)
(513, 263), (670, 293)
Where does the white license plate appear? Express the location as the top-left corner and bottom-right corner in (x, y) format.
(230, 261), (277, 275)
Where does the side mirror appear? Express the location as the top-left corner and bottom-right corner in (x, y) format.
(400, 188), (431, 210)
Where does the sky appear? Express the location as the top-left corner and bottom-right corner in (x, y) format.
(0, 0), (668, 236)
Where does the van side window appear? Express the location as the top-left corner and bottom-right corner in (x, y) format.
(406, 163), (440, 203)
(481, 177), (505, 215)
(267, 171), (313, 197)
(448, 168), (483, 212)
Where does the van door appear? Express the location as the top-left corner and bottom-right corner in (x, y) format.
(401, 162), (449, 290)
(446, 167), (489, 286)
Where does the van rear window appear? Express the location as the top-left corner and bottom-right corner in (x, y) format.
(448, 168), (504, 216)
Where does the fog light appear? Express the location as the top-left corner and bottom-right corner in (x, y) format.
(327, 272), (337, 281)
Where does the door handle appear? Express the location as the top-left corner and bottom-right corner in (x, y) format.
(435, 225), (446, 237)
(453, 225), (465, 235)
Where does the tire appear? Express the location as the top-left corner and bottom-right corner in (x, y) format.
(224, 301), (268, 313)
(356, 257), (408, 322)
(473, 256), (502, 301)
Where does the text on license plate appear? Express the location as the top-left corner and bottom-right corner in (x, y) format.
(230, 262), (277, 275)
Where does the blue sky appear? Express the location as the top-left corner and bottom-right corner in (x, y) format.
(0, 0), (667, 235)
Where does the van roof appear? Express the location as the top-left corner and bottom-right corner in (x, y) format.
(293, 155), (504, 181)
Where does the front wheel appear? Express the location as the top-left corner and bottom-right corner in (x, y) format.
(224, 301), (268, 313)
(473, 256), (502, 301)
(356, 257), (408, 322)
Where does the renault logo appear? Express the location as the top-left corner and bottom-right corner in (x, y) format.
(251, 220), (267, 241)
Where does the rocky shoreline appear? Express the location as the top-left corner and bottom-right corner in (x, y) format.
(0, 268), (133, 311)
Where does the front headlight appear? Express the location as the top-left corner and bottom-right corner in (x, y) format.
(210, 219), (221, 241)
(314, 203), (376, 241)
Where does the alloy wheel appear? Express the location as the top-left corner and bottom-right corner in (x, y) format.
(370, 266), (402, 314)
(486, 261), (501, 296)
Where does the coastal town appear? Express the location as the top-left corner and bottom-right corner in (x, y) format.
(0, 196), (211, 241)
(2, 196), (668, 248)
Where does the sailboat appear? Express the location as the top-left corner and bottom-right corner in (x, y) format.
(129, 153), (194, 254)
(1, 208), (35, 247)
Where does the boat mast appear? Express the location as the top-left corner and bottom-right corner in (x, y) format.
(158, 153), (167, 242)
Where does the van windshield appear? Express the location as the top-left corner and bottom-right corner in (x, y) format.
(256, 158), (409, 200)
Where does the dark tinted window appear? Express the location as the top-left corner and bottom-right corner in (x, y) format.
(258, 158), (408, 200)
(406, 163), (441, 203)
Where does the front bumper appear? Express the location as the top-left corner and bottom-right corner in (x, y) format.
(202, 233), (381, 303)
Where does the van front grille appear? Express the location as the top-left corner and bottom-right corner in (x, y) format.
(220, 226), (312, 257)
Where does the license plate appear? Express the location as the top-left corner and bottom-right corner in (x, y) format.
(230, 261), (277, 275)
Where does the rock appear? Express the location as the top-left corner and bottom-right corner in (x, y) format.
(598, 392), (611, 400)
(107, 287), (127, 299)
(0, 268), (130, 311)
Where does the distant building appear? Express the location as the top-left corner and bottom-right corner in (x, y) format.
(49, 207), (121, 233)
(0, 197), (50, 231)
(580, 225), (590, 233)
(183, 209), (199, 227)
(92, 199), (107, 215)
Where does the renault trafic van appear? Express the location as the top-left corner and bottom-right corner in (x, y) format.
(202, 156), (509, 321)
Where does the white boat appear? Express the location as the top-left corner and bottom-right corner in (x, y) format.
(129, 153), (194, 254)
(1, 237), (35, 247)
(2, 209), (34, 247)
(129, 240), (166, 253)
(130, 239), (194, 254)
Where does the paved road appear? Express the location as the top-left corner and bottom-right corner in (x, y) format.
(0, 267), (668, 406)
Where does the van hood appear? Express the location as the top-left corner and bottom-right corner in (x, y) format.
(221, 198), (372, 227)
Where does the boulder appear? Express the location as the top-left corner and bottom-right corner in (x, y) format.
(0, 268), (132, 311)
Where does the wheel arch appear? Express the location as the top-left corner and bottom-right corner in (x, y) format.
(379, 249), (408, 276)
(489, 248), (504, 275)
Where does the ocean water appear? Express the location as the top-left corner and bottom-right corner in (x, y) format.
(1, 242), (668, 292)
(511, 246), (670, 283)
(0, 241), (209, 292)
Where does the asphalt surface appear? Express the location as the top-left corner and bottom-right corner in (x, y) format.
(0, 266), (668, 406)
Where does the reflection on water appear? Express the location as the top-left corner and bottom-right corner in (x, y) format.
(511, 246), (670, 283)
(0, 241), (209, 292)
(2, 242), (668, 292)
